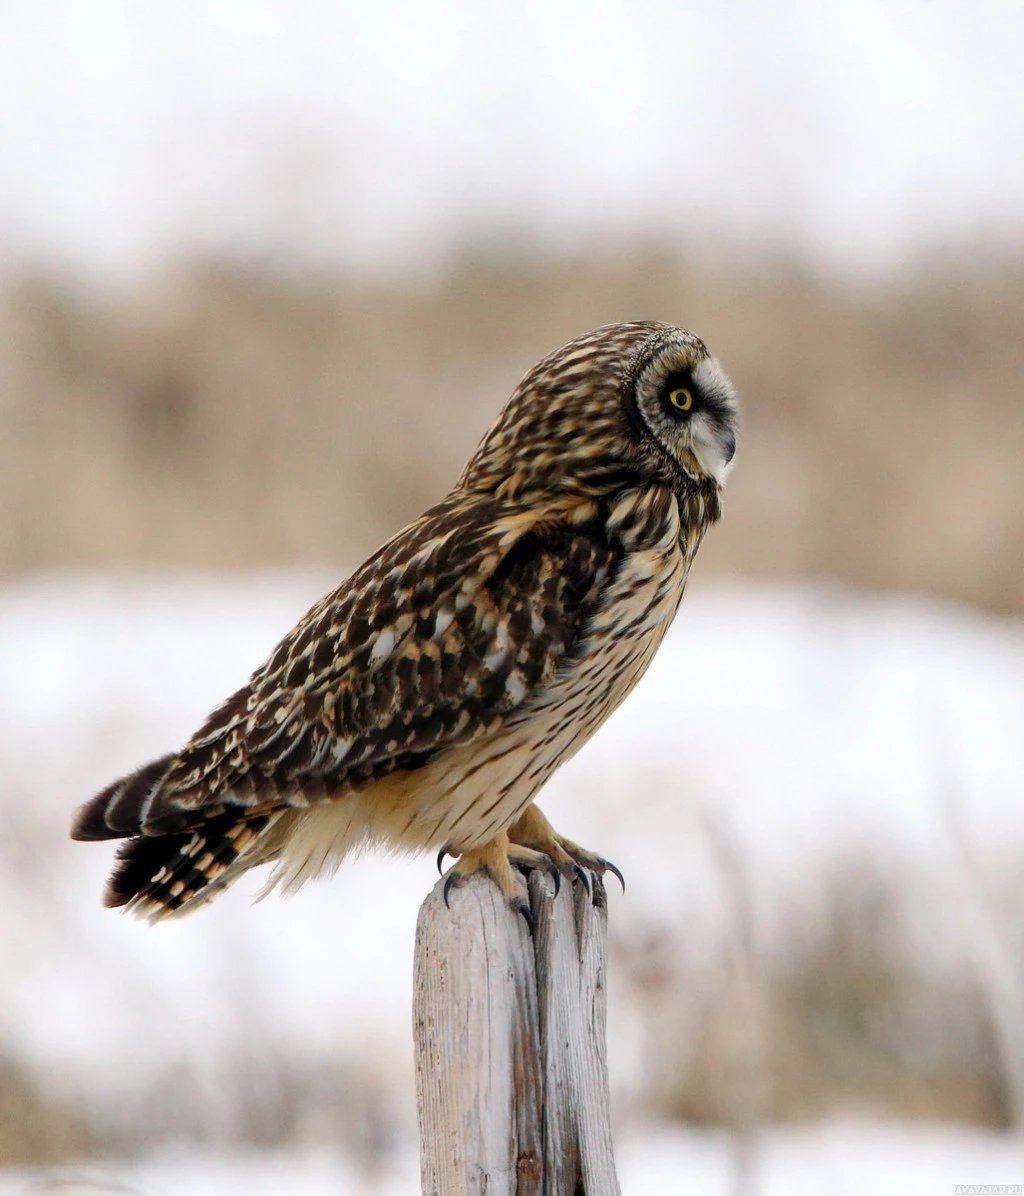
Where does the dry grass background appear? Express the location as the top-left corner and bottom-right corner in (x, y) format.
(3, 249), (1023, 611)
(3, 250), (1024, 1167)
(615, 858), (1022, 1134)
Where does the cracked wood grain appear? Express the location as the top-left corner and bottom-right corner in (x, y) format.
(414, 870), (619, 1196)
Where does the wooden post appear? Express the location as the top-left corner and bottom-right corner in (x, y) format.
(413, 869), (620, 1196)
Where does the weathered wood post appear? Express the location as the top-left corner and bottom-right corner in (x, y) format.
(413, 869), (620, 1196)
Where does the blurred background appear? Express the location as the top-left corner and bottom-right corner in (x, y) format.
(1, 1), (1023, 1192)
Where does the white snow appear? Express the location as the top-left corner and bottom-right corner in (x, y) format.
(3, 1121), (1023, 1196)
(1, 571), (1022, 1177)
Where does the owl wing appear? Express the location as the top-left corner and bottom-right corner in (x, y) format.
(73, 494), (619, 844)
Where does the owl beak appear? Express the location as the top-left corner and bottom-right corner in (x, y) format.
(689, 415), (736, 484)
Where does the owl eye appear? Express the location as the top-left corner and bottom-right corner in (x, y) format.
(668, 387), (693, 412)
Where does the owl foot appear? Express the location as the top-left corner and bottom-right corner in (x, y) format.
(441, 832), (562, 930)
(506, 804), (625, 895)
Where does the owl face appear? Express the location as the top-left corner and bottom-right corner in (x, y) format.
(625, 334), (739, 486)
(460, 321), (738, 501)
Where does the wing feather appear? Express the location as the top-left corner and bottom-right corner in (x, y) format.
(128, 494), (618, 835)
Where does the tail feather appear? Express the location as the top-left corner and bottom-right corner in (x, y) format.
(104, 830), (193, 907)
(71, 755), (177, 840)
(105, 808), (288, 920)
(73, 752), (292, 920)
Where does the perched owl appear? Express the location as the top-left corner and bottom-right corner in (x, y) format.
(72, 321), (738, 922)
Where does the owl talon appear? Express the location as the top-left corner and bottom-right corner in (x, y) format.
(441, 833), (531, 917)
(505, 804), (624, 901)
(436, 845), (451, 876)
(604, 859), (626, 893)
(547, 837), (625, 895)
(515, 897), (535, 934)
(569, 852), (624, 897)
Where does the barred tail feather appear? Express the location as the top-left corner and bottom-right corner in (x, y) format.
(107, 808), (290, 921)
(73, 748), (301, 920)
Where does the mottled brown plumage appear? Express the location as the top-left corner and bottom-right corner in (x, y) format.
(71, 321), (739, 919)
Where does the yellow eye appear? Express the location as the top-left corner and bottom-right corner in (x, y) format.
(668, 387), (693, 412)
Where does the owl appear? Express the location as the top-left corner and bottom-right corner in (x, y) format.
(71, 321), (738, 922)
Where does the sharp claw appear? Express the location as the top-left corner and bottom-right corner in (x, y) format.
(436, 845), (450, 875)
(443, 872), (459, 909)
(550, 866), (561, 898)
(515, 898), (535, 934)
(573, 863), (592, 896)
(604, 860), (626, 893)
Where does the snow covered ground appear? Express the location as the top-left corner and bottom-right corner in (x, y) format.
(1, 571), (1023, 1179)
(4, 1121), (1023, 1196)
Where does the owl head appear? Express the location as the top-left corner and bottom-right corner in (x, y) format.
(461, 321), (739, 500)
